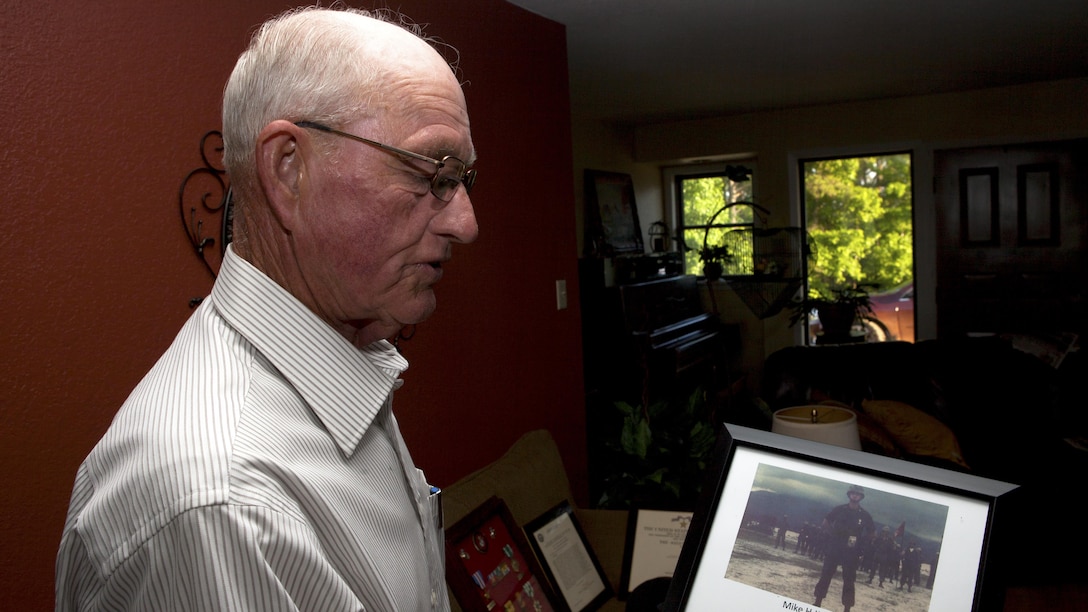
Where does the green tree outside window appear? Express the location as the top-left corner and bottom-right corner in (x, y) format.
(803, 154), (913, 299)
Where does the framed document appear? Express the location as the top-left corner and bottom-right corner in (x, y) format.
(525, 501), (613, 612)
(618, 509), (694, 598)
(663, 424), (1019, 612)
(445, 496), (561, 612)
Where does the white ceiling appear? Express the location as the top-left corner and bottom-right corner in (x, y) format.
(503, 0), (1088, 126)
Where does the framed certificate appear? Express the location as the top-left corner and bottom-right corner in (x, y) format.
(525, 501), (613, 612)
(663, 424), (1019, 611)
(618, 509), (694, 598)
(445, 496), (561, 612)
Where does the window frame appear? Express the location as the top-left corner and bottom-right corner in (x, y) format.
(664, 160), (758, 275)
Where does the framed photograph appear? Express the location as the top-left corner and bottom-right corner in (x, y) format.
(445, 496), (562, 612)
(584, 169), (643, 256)
(618, 509), (694, 598)
(664, 425), (1019, 612)
(525, 501), (614, 612)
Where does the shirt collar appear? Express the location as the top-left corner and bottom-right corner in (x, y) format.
(210, 245), (408, 457)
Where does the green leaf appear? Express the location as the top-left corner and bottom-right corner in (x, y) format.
(662, 480), (681, 499)
(645, 467), (667, 484)
(613, 400), (636, 417)
(620, 414), (652, 459)
(688, 422), (715, 457)
(646, 399), (670, 420)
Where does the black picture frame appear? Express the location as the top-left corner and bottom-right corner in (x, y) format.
(445, 496), (563, 612)
(584, 169), (643, 257)
(663, 424), (1019, 611)
(525, 501), (614, 612)
(618, 509), (694, 599)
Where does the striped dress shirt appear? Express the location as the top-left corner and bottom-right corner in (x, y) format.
(56, 246), (448, 611)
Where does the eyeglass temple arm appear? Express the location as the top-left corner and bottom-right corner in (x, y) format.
(294, 121), (441, 167)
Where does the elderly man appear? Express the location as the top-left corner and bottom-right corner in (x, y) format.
(56, 6), (477, 611)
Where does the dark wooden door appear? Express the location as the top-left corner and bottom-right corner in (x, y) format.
(934, 139), (1088, 337)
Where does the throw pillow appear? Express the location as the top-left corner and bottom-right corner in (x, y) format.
(861, 399), (969, 468)
(816, 400), (901, 457)
(855, 411), (904, 458)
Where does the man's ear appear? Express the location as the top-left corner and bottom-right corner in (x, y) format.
(255, 120), (307, 231)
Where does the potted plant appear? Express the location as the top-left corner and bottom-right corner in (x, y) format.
(698, 243), (732, 280)
(597, 387), (718, 510)
(788, 283), (877, 339)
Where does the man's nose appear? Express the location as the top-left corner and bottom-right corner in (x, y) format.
(439, 187), (478, 244)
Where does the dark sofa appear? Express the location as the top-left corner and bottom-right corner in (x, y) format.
(758, 336), (1087, 585)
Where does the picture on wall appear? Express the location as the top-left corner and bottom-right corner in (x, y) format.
(584, 169), (643, 256)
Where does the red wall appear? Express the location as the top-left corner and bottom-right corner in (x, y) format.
(0, 1), (585, 608)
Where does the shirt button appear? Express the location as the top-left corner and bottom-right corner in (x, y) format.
(431, 590), (437, 607)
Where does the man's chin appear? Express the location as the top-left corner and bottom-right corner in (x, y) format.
(348, 293), (438, 347)
(394, 293), (438, 327)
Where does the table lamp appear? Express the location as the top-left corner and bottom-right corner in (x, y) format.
(771, 405), (862, 450)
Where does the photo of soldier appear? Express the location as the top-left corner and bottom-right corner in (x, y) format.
(721, 463), (949, 611)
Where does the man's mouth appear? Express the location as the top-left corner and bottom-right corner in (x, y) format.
(421, 261), (444, 282)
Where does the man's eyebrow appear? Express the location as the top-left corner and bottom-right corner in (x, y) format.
(428, 142), (475, 164)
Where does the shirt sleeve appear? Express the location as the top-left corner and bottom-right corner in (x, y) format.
(60, 504), (370, 611)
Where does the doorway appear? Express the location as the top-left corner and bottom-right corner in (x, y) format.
(800, 153), (915, 343)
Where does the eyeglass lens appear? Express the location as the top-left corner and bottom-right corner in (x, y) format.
(433, 157), (476, 202)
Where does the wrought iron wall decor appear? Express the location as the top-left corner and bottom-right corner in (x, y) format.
(179, 130), (233, 306)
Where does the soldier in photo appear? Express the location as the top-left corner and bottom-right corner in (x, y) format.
(899, 542), (923, 592)
(866, 525), (898, 588)
(775, 514), (790, 549)
(813, 485), (875, 612)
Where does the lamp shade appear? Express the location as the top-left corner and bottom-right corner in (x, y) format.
(771, 405), (862, 451)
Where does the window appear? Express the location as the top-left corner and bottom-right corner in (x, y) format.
(800, 153), (915, 342)
(666, 162), (757, 276)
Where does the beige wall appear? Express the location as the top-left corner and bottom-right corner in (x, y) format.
(572, 77), (1088, 386)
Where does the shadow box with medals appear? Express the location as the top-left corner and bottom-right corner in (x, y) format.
(445, 496), (562, 612)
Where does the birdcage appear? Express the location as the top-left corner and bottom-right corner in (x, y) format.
(701, 203), (806, 319)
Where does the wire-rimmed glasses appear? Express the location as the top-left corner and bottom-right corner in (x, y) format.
(295, 121), (476, 202)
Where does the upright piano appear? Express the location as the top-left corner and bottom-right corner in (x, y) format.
(579, 263), (733, 410)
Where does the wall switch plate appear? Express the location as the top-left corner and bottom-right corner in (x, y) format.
(555, 279), (567, 310)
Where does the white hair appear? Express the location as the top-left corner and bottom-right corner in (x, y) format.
(221, 5), (449, 204)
